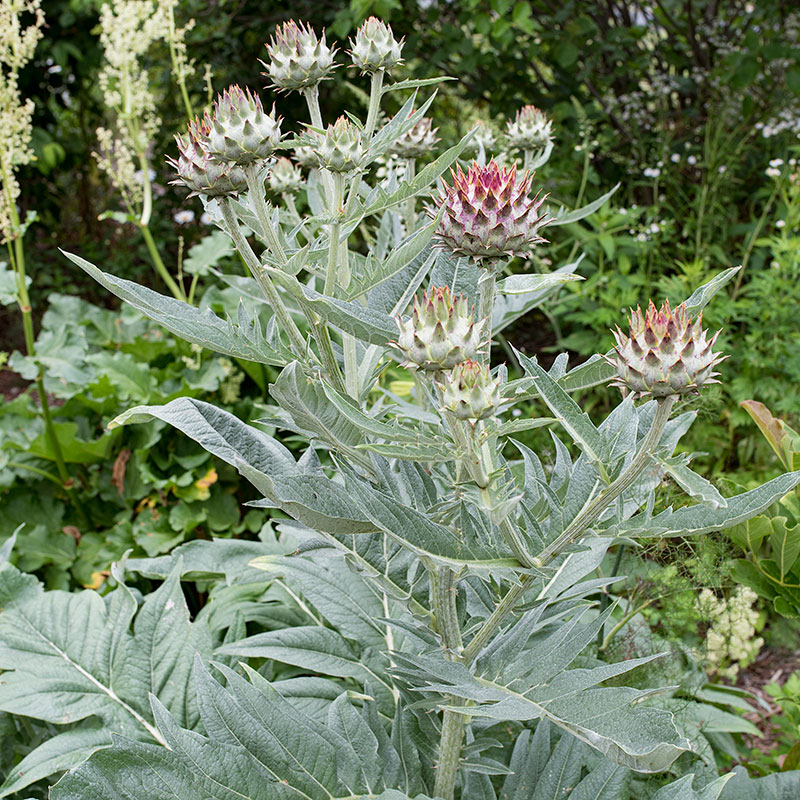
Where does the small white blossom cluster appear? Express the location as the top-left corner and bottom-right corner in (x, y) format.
(696, 586), (763, 680)
(95, 0), (194, 205)
(766, 157), (785, 179)
(0, 0), (45, 242)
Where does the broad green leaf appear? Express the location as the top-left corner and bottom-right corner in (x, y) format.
(496, 272), (582, 295)
(515, 350), (607, 471)
(548, 184), (620, 227)
(493, 258), (586, 334)
(344, 476), (521, 574)
(270, 361), (364, 449)
(249, 555), (386, 647)
(616, 472), (800, 537)
(61, 250), (291, 366)
(682, 266), (740, 316)
(283, 280), (397, 344)
(216, 626), (386, 684)
(656, 455), (727, 509)
(653, 773), (732, 799)
(0, 561), (211, 786)
(0, 722), (111, 798)
(768, 516), (800, 580)
(182, 230), (233, 276)
(110, 398), (377, 535)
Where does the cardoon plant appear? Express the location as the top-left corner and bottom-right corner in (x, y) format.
(54, 16), (800, 800)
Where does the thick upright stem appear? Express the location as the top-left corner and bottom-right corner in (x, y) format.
(477, 265), (498, 366)
(432, 567), (465, 800)
(244, 164), (287, 266)
(303, 87), (333, 202)
(220, 198), (306, 355)
(404, 158), (417, 232)
(533, 395), (676, 567)
(463, 395), (678, 665)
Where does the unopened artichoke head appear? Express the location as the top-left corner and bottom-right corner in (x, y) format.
(393, 286), (487, 372)
(609, 300), (726, 398)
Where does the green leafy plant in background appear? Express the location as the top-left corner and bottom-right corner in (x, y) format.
(0, 15), (793, 800)
(726, 400), (800, 620)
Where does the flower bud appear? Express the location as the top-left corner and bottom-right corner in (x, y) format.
(505, 105), (554, 152)
(433, 160), (550, 263)
(315, 116), (365, 173)
(608, 300), (726, 398)
(388, 116), (439, 160)
(293, 144), (319, 168)
(392, 286), (487, 371)
(263, 20), (336, 92)
(168, 118), (247, 197)
(268, 156), (303, 194)
(441, 359), (501, 420)
(467, 120), (497, 154)
(205, 85), (281, 165)
(349, 17), (403, 74)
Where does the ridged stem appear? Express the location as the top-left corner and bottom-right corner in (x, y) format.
(244, 163), (287, 266)
(431, 566), (465, 800)
(463, 395), (677, 664)
(303, 86), (333, 202)
(220, 197), (305, 355)
(532, 395), (675, 567)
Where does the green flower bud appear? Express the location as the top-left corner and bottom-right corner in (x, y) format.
(263, 20), (337, 92)
(168, 118), (247, 197)
(388, 115), (439, 160)
(392, 286), (487, 371)
(609, 300), (726, 399)
(505, 105), (554, 152)
(205, 85), (282, 166)
(268, 156), (303, 194)
(349, 17), (403, 74)
(315, 116), (365, 173)
(441, 359), (501, 420)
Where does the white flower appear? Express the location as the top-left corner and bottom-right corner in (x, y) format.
(687, 155), (697, 165)
(670, 153), (680, 163)
(745, 2), (755, 11)
(511, 408), (522, 418)
(718, 165), (727, 174)
(133, 168), (157, 184)
(643, 167), (661, 178)
(648, 222), (660, 234)
(769, 158), (785, 167)
(776, 219), (786, 228)
(619, 207), (627, 215)
(200, 211), (213, 225)
(766, 167), (781, 178)
(173, 209), (195, 224)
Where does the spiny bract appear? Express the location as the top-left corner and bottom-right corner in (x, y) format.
(263, 20), (336, 92)
(168, 118), (248, 197)
(349, 17), (403, 73)
(609, 299), (726, 398)
(433, 159), (549, 263)
(441, 359), (502, 420)
(393, 286), (487, 371)
(505, 105), (554, 151)
(388, 115), (439, 159)
(315, 116), (365, 173)
(205, 85), (282, 165)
